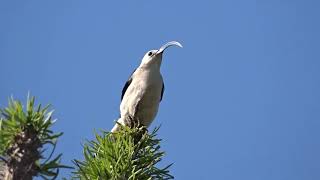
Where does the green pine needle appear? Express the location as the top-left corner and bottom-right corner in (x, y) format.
(73, 125), (174, 180)
(0, 95), (72, 179)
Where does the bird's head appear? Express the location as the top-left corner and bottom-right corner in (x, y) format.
(140, 41), (183, 68)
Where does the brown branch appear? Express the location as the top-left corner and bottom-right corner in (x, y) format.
(4, 127), (42, 180)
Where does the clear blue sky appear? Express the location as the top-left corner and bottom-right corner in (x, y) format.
(1, 0), (320, 179)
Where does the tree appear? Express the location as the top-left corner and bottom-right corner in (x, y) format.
(0, 95), (174, 179)
(73, 125), (174, 180)
(0, 96), (70, 180)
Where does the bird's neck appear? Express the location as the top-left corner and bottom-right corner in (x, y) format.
(139, 61), (162, 71)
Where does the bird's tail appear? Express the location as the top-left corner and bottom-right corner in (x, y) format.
(111, 117), (124, 132)
(111, 115), (141, 132)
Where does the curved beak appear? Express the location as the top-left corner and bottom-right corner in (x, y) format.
(157, 41), (183, 54)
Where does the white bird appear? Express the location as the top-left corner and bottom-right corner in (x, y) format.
(111, 41), (183, 132)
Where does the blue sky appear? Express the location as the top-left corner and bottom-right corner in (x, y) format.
(1, 0), (320, 179)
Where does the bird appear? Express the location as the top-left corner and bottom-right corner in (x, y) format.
(111, 41), (182, 132)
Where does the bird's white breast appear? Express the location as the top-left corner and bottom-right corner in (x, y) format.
(120, 66), (163, 127)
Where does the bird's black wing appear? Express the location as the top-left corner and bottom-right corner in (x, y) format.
(121, 69), (136, 101)
(160, 82), (165, 102)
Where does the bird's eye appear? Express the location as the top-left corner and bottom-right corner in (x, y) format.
(148, 51), (153, 56)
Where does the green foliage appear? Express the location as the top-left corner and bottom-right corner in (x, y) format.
(73, 125), (174, 180)
(0, 95), (71, 179)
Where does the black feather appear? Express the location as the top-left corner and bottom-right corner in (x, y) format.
(160, 83), (165, 102)
(121, 69), (136, 101)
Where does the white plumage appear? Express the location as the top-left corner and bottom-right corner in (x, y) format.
(111, 41), (182, 132)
